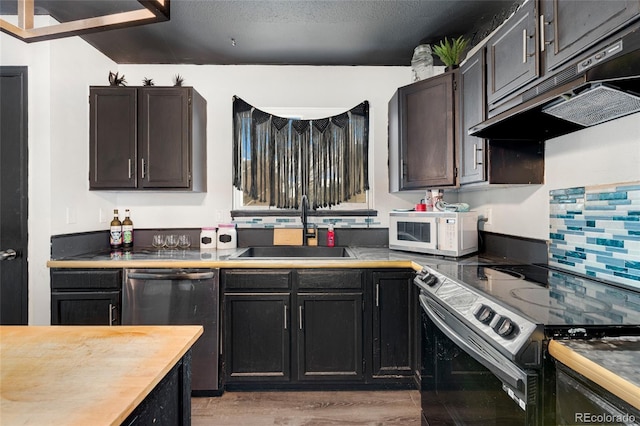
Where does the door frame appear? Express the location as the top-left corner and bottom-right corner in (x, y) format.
(1, 66), (29, 324)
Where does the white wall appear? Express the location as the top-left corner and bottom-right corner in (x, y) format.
(461, 113), (640, 240)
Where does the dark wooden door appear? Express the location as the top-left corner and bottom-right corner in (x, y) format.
(89, 87), (137, 189)
(371, 271), (415, 377)
(139, 88), (191, 189)
(486, 0), (538, 112)
(51, 291), (120, 325)
(224, 294), (291, 382)
(399, 71), (457, 190)
(541, 0), (640, 72)
(459, 49), (487, 185)
(297, 293), (363, 381)
(0, 67), (28, 325)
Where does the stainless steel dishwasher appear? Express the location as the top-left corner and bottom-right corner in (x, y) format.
(122, 268), (219, 394)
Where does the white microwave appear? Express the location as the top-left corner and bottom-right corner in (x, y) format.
(389, 211), (478, 257)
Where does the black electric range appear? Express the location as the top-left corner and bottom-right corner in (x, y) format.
(435, 264), (640, 337)
(414, 262), (640, 425)
(430, 263), (640, 337)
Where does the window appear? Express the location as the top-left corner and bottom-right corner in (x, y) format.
(232, 97), (370, 210)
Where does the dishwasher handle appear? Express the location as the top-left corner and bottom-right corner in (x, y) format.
(126, 270), (215, 280)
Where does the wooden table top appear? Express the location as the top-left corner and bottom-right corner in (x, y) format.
(0, 325), (202, 426)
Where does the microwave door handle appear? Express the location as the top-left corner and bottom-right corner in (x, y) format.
(127, 271), (215, 280)
(434, 217), (439, 249)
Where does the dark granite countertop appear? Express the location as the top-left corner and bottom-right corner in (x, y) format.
(47, 246), (495, 270)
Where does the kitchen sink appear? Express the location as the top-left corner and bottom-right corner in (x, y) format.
(231, 246), (356, 259)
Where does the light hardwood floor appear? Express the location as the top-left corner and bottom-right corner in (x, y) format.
(192, 390), (421, 425)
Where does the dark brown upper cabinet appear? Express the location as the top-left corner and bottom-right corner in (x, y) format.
(460, 48), (544, 186)
(459, 49), (487, 185)
(89, 86), (207, 191)
(540, 0), (640, 73)
(388, 71), (458, 192)
(485, 0), (639, 118)
(486, 0), (539, 115)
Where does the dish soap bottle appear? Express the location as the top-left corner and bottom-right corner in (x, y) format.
(327, 224), (335, 247)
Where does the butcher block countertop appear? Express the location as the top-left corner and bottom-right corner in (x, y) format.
(549, 338), (640, 410)
(0, 325), (203, 426)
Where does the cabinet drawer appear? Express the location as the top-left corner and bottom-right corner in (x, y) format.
(51, 269), (122, 290)
(298, 270), (363, 290)
(51, 290), (120, 325)
(223, 270), (292, 290)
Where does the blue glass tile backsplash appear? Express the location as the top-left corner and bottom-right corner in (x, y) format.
(233, 215), (380, 229)
(549, 182), (640, 290)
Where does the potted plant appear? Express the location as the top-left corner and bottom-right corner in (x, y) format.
(432, 36), (469, 70)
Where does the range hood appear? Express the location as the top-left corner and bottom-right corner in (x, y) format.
(470, 23), (640, 141)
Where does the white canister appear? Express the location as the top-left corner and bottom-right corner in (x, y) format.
(200, 227), (217, 250)
(216, 224), (237, 249)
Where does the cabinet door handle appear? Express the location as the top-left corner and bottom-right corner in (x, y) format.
(299, 305), (303, 330)
(128, 159), (132, 179)
(473, 143), (478, 170)
(108, 303), (117, 326)
(375, 283), (380, 307)
(473, 144), (483, 169)
(522, 29), (527, 63)
(141, 158), (146, 179)
(284, 305), (288, 330)
(522, 29), (536, 64)
(540, 15), (553, 52)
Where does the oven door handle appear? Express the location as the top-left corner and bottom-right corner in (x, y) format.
(420, 295), (527, 393)
(127, 271), (215, 280)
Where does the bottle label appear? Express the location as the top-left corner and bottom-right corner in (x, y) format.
(122, 225), (133, 244)
(110, 226), (122, 246)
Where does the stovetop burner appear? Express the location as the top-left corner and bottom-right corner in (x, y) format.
(429, 263), (640, 327)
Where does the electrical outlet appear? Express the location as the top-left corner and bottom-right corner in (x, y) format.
(66, 207), (77, 224)
(485, 208), (493, 225)
(478, 208), (492, 226)
(99, 208), (108, 223)
(216, 210), (223, 222)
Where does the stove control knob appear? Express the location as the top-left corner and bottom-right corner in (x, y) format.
(418, 270), (438, 287)
(474, 304), (495, 324)
(494, 317), (519, 339)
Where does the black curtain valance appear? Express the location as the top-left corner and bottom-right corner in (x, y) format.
(232, 96), (369, 209)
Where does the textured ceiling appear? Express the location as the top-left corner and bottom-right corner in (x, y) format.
(0, 0), (519, 65)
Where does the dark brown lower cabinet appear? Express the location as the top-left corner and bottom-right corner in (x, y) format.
(224, 294), (291, 382)
(297, 293), (363, 381)
(50, 269), (122, 325)
(222, 268), (416, 389)
(371, 270), (416, 378)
